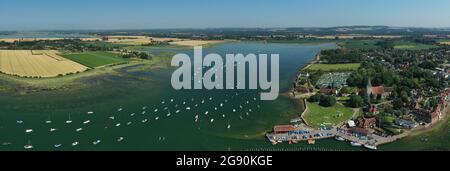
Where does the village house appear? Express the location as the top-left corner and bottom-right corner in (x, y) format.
(319, 88), (338, 95)
(356, 116), (377, 129)
(411, 108), (439, 124)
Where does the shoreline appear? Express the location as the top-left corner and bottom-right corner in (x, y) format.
(274, 49), (450, 149)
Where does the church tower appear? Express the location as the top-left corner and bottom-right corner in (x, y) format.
(366, 78), (373, 98)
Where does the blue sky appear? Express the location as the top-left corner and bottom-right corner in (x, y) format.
(1, 0), (450, 30)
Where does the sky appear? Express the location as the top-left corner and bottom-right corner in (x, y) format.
(1, 0), (450, 31)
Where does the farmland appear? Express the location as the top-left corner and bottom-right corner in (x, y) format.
(305, 63), (360, 72)
(62, 51), (126, 68)
(393, 40), (438, 50)
(0, 50), (88, 78)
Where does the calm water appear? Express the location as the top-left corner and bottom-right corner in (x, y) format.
(0, 42), (448, 151)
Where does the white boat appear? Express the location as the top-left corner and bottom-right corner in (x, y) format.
(76, 128), (83, 132)
(186, 107), (191, 110)
(142, 111), (146, 114)
(220, 103), (223, 107)
(117, 137), (124, 142)
(83, 120), (90, 124)
(155, 117), (159, 120)
(210, 119), (214, 123)
(175, 110), (180, 113)
(205, 111), (209, 115)
(54, 144), (62, 148)
(201, 100), (205, 104)
(350, 142), (362, 147)
(170, 99), (174, 102)
(50, 128), (57, 132)
(93, 140), (101, 145)
(115, 123), (121, 127)
(154, 109), (158, 112)
(25, 129), (33, 133)
(24, 141), (33, 150)
(142, 106), (147, 110)
(227, 124), (231, 129)
(195, 115), (199, 122)
(209, 97), (212, 101)
(109, 116), (115, 120)
(364, 144), (377, 150)
(161, 101), (165, 104)
(117, 108), (123, 112)
(335, 136), (346, 141)
(130, 113), (135, 116)
(167, 113), (171, 117)
(16, 120), (24, 124)
(45, 120), (52, 124)
(239, 116), (243, 120)
(127, 122), (132, 125)
(72, 142), (79, 146)
(222, 114), (225, 118)
(87, 111), (94, 114)
(214, 107), (217, 111)
(232, 109), (236, 112)
(142, 119), (148, 123)
(65, 114), (72, 124)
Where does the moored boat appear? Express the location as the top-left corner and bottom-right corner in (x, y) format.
(364, 144), (377, 150)
(350, 141), (362, 147)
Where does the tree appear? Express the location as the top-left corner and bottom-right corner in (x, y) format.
(307, 94), (320, 102)
(348, 94), (364, 108)
(319, 94), (336, 107)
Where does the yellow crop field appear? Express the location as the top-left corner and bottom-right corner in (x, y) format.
(0, 50), (88, 78)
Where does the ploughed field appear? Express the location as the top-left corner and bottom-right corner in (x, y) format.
(0, 50), (88, 78)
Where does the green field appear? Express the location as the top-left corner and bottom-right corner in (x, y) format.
(303, 102), (354, 128)
(63, 51), (126, 68)
(306, 63), (360, 72)
(393, 41), (438, 50)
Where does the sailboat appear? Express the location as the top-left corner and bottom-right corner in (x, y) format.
(24, 140), (33, 150)
(45, 115), (52, 124)
(92, 140), (101, 145)
(65, 114), (72, 124)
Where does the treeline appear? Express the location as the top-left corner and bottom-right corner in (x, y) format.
(0, 39), (116, 51)
(320, 49), (363, 63)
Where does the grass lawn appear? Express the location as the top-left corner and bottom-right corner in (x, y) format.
(63, 51), (126, 68)
(393, 41), (438, 50)
(306, 63), (360, 72)
(303, 102), (354, 128)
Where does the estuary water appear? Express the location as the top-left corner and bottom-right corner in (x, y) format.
(1, 42), (447, 151)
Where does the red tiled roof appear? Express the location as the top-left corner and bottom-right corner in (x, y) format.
(273, 125), (295, 133)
